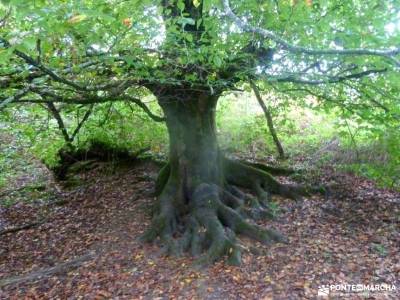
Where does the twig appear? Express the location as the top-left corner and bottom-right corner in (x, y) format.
(344, 119), (360, 161)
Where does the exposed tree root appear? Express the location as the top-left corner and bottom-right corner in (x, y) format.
(242, 161), (296, 176)
(143, 180), (286, 265)
(223, 158), (324, 201)
(143, 157), (323, 265)
(221, 186), (275, 220)
(154, 161), (297, 197)
(52, 140), (149, 180)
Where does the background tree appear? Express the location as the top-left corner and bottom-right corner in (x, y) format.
(0, 0), (399, 264)
(250, 79), (286, 159)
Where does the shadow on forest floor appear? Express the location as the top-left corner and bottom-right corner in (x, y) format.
(0, 156), (399, 299)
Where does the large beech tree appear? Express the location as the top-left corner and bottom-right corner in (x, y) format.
(1, 0), (399, 264)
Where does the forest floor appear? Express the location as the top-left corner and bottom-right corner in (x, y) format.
(0, 155), (399, 299)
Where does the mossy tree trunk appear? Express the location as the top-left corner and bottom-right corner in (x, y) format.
(161, 91), (222, 202)
(142, 89), (319, 265)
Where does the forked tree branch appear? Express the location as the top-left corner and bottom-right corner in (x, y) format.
(1, 86), (165, 123)
(71, 104), (95, 141)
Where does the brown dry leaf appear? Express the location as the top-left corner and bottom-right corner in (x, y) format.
(94, 290), (112, 300)
(1, 149), (399, 299)
(122, 18), (132, 27)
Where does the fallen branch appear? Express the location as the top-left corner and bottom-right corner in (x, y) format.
(0, 253), (95, 288)
(0, 219), (46, 236)
(52, 141), (150, 180)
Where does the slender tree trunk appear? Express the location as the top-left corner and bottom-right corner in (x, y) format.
(250, 81), (286, 159)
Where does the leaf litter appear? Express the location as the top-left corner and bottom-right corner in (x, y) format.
(0, 159), (399, 299)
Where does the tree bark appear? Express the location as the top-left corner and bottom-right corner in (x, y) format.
(140, 88), (320, 265)
(160, 92), (222, 196)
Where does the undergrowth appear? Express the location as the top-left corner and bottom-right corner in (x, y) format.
(1, 93), (399, 193)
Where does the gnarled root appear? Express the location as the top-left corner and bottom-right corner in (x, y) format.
(242, 161), (296, 176)
(143, 182), (285, 265)
(143, 157), (323, 265)
(221, 186), (275, 221)
(223, 158), (324, 201)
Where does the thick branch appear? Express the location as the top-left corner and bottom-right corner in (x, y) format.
(0, 37), (86, 90)
(0, 86), (31, 111)
(7, 87), (165, 122)
(0, 37), (144, 92)
(125, 95), (165, 122)
(222, 0), (400, 66)
(265, 68), (388, 85)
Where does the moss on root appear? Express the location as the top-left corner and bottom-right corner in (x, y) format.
(143, 183), (280, 265)
(223, 158), (324, 201)
(141, 157), (324, 265)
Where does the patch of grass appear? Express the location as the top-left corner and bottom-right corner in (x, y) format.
(371, 243), (388, 257)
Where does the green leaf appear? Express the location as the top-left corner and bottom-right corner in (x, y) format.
(193, 0), (201, 8)
(177, 1), (185, 12)
(0, 48), (13, 65)
(178, 17), (195, 26)
(67, 14), (87, 24)
(213, 56), (222, 67)
(21, 37), (37, 51)
(185, 34), (193, 42)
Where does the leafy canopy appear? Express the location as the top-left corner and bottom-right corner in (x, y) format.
(0, 0), (399, 125)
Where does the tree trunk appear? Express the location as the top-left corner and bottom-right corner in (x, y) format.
(250, 80), (286, 159)
(143, 89), (318, 265)
(162, 92), (222, 199)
